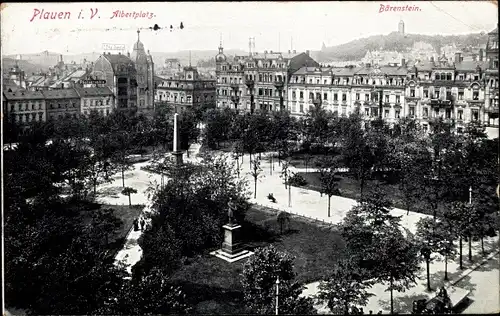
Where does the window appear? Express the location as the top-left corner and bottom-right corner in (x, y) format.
(106, 99), (110, 105)
(38, 103), (42, 110)
(409, 107), (415, 117)
(445, 109), (451, 119)
(458, 110), (463, 120)
(457, 127), (463, 134)
(31, 103), (35, 110)
(473, 91), (479, 100)
(395, 110), (400, 118)
(342, 94), (346, 102)
(292, 91), (296, 99)
(435, 91), (440, 99)
(371, 108), (378, 117)
(384, 109), (389, 118)
(365, 108), (370, 116)
(458, 91), (464, 100)
(309, 79), (313, 84)
(316, 93), (321, 100)
(385, 95), (389, 103)
(423, 124), (428, 132)
(299, 103), (304, 113)
(396, 95), (400, 103)
(106, 109), (110, 116)
(10, 104), (14, 112)
(410, 89), (415, 97)
(323, 93), (328, 100)
(259, 88), (263, 96)
(424, 90), (429, 98)
(446, 73), (452, 81)
(300, 91), (304, 99)
(423, 108), (429, 117)
(342, 107), (347, 116)
(309, 92), (314, 100)
(38, 113), (43, 121)
(472, 110), (479, 121)
(356, 93), (360, 100)
(334, 93), (338, 101)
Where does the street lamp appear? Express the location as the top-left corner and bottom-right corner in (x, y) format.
(421, 246), (432, 291)
(275, 277), (280, 315)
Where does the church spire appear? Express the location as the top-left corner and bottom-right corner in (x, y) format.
(137, 29), (140, 43)
(218, 33), (224, 54)
(189, 50), (192, 67)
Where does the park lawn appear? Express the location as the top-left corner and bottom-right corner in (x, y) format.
(168, 204), (346, 314)
(78, 203), (144, 259)
(296, 171), (441, 216)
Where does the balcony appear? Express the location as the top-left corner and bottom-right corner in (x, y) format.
(430, 99), (453, 108)
(485, 105), (499, 114)
(245, 80), (255, 88)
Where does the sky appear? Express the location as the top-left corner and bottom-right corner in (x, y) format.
(1, 1), (498, 56)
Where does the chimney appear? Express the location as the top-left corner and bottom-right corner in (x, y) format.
(119, 52), (121, 55)
(455, 52), (461, 64)
(401, 58), (406, 66)
(306, 50), (310, 56)
(264, 50), (268, 54)
(288, 50), (291, 53)
(479, 48), (484, 61)
(293, 50), (296, 53)
(127, 52), (130, 57)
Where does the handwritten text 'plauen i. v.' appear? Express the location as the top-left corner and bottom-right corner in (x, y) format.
(29, 8), (156, 22)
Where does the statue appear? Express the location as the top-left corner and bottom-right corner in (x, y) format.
(227, 198), (237, 225)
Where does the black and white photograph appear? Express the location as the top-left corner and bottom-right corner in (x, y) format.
(1, 1), (499, 315)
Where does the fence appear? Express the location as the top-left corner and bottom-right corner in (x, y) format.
(251, 199), (338, 229)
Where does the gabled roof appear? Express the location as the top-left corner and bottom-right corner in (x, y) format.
(3, 90), (45, 100)
(292, 67), (332, 76)
(331, 67), (358, 76)
(74, 86), (113, 97)
(42, 88), (80, 99)
(455, 60), (489, 72)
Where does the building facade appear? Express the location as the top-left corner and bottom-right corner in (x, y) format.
(92, 53), (137, 111)
(75, 87), (115, 117)
(3, 90), (46, 125)
(130, 30), (155, 115)
(44, 89), (81, 121)
(155, 66), (216, 112)
(215, 41), (319, 112)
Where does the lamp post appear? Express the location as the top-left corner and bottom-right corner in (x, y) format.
(468, 186), (473, 262)
(275, 277), (280, 315)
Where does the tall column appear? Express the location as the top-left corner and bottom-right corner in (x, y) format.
(172, 112), (183, 165)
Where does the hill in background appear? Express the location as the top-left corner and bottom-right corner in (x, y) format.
(315, 31), (488, 62)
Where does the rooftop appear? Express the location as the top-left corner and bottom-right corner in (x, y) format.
(75, 86), (113, 97)
(42, 88), (80, 99)
(3, 90), (45, 100)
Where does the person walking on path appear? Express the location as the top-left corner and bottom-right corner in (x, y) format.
(133, 219), (139, 231)
(140, 218), (146, 231)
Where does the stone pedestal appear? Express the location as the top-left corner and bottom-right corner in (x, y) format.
(211, 224), (253, 263)
(172, 150), (183, 165)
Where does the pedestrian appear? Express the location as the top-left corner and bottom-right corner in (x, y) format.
(369, 311), (373, 315)
(377, 311), (382, 315)
(140, 218), (146, 231)
(133, 219), (139, 231)
(360, 308), (364, 315)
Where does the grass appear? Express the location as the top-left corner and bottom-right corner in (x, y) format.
(296, 171), (440, 216)
(77, 202), (144, 259)
(168, 205), (346, 314)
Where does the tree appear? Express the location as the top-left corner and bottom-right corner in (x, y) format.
(415, 217), (440, 291)
(341, 188), (421, 314)
(316, 259), (374, 315)
(319, 165), (340, 217)
(433, 219), (457, 281)
(276, 211), (291, 235)
(106, 268), (192, 315)
(122, 187), (138, 206)
(241, 245), (317, 315)
(372, 226), (422, 315)
(338, 112), (374, 196)
(250, 156), (263, 199)
(110, 131), (134, 187)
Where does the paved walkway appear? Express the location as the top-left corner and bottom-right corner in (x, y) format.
(96, 144), (202, 277)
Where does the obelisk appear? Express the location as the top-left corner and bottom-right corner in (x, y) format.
(172, 113), (183, 165)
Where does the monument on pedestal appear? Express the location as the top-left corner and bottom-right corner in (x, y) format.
(211, 198), (253, 263)
(172, 113), (183, 165)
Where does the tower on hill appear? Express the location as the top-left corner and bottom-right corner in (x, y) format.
(398, 20), (405, 35)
